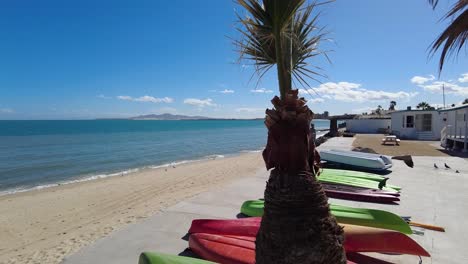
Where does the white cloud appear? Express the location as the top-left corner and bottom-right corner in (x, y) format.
(183, 98), (216, 107)
(410, 75), (435, 85)
(235, 107), (264, 113)
(308, 98), (325, 103)
(117, 95), (174, 103)
(299, 82), (417, 103)
(415, 81), (468, 96)
(117, 95), (132, 100)
(458, 73), (468, 83)
(97, 94), (111, 99)
(352, 106), (375, 114)
(0, 108), (13, 113)
(428, 103), (445, 109)
(250, 88), (273, 93)
(220, 89), (235, 94)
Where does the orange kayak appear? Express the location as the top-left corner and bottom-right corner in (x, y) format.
(189, 217), (430, 257)
(343, 224), (429, 256)
(189, 233), (358, 264)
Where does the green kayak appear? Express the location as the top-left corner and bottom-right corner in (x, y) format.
(240, 200), (412, 234)
(139, 252), (215, 264)
(321, 168), (386, 182)
(318, 170), (401, 192)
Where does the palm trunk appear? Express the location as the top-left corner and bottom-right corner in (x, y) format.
(256, 90), (346, 264)
(274, 27), (292, 100)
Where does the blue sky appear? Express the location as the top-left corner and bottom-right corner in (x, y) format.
(0, 0), (467, 119)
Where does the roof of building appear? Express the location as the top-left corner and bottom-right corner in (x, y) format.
(438, 104), (468, 112)
(390, 109), (438, 114)
(354, 115), (391, 119)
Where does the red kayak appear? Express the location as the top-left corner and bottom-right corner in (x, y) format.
(189, 218), (430, 257)
(324, 189), (400, 203)
(322, 183), (400, 203)
(189, 233), (357, 264)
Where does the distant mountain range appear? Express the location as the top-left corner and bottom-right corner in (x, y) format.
(130, 113), (215, 120)
(98, 112), (328, 121)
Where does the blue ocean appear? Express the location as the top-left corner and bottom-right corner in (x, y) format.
(0, 119), (330, 194)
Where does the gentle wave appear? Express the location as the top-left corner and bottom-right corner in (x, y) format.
(0, 152), (232, 196)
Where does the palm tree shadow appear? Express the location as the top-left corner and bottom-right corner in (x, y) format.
(181, 233), (190, 241)
(236, 213), (250, 219)
(178, 248), (200, 258)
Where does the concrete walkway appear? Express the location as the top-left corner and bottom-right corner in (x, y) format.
(63, 137), (468, 264)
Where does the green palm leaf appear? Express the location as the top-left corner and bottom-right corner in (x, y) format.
(235, 0), (330, 99)
(428, 0), (467, 73)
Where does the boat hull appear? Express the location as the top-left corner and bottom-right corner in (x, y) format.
(320, 149), (393, 171)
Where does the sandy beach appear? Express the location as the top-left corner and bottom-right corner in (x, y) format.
(0, 152), (264, 264)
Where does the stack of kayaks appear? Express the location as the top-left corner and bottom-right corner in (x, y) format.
(186, 218), (429, 264)
(188, 218), (430, 256)
(320, 149), (393, 171)
(139, 164), (433, 263)
(318, 168), (401, 204)
(240, 199), (412, 234)
(318, 168), (400, 192)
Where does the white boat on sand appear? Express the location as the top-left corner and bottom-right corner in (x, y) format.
(319, 149), (393, 171)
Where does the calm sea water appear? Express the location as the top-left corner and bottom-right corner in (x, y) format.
(0, 119), (330, 194)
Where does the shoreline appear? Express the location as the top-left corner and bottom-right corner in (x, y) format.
(0, 131), (330, 197)
(0, 150), (261, 197)
(0, 152), (265, 264)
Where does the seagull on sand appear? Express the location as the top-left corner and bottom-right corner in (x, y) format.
(434, 163), (438, 169)
(444, 163), (451, 169)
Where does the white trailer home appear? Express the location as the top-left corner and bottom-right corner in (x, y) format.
(390, 108), (443, 140)
(440, 104), (468, 152)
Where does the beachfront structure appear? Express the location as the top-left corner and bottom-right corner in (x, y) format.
(346, 117), (391, 134)
(390, 108), (443, 140)
(440, 104), (468, 152)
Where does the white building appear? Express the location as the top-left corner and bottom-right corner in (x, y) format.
(390, 108), (443, 140)
(346, 118), (391, 133)
(440, 104), (468, 152)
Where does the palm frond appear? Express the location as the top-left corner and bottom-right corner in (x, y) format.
(235, 0), (331, 96)
(429, 0), (468, 73)
(428, 0), (439, 9)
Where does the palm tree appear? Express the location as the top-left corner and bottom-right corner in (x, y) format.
(416, 101), (436, 110)
(428, 0), (467, 72)
(375, 105), (383, 115)
(234, 1), (346, 263)
(389, 101), (397, 111)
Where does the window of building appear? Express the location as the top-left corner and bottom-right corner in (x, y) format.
(406, 115), (414, 128)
